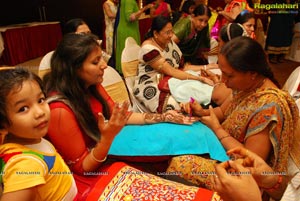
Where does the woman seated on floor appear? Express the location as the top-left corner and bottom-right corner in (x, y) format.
(166, 37), (299, 201)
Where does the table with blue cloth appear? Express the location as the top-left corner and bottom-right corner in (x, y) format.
(108, 122), (229, 162)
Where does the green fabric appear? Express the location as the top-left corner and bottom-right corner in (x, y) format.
(173, 16), (210, 63)
(0, 150), (54, 184)
(115, 0), (141, 74)
(173, 17), (192, 41)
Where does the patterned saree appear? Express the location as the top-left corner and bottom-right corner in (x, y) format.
(167, 87), (299, 188)
(85, 162), (221, 201)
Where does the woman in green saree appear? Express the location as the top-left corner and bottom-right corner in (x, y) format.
(172, 4), (211, 65)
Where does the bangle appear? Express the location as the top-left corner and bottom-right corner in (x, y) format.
(213, 82), (222, 88)
(91, 148), (107, 163)
(142, 113), (147, 124)
(262, 175), (283, 192)
(218, 134), (231, 142)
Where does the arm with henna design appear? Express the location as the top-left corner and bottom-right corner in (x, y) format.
(127, 110), (196, 125)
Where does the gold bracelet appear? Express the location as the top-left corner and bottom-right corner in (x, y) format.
(204, 65), (207, 70)
(262, 175), (283, 192)
(91, 148), (107, 163)
(219, 134), (231, 142)
(142, 113), (147, 124)
(213, 82), (222, 88)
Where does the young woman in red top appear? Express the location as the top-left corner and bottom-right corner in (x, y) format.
(43, 33), (207, 200)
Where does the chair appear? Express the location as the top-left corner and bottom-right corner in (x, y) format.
(282, 66), (300, 98)
(38, 50), (54, 78)
(102, 66), (130, 105)
(39, 50), (54, 70)
(207, 38), (219, 64)
(282, 66), (300, 116)
(121, 37), (151, 113)
(295, 99), (300, 116)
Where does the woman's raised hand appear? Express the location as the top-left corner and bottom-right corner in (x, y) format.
(97, 101), (132, 141)
(145, 3), (154, 10)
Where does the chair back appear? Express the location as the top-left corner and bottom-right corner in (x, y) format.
(39, 51), (54, 70)
(121, 37), (140, 78)
(121, 37), (150, 113)
(38, 50), (54, 78)
(207, 38), (219, 64)
(282, 66), (300, 98)
(102, 66), (130, 105)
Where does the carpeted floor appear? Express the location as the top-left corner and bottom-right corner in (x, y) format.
(269, 59), (300, 87)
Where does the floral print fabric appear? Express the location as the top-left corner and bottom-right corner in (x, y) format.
(167, 87), (299, 187)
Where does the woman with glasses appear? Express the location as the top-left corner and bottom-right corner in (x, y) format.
(133, 16), (225, 113)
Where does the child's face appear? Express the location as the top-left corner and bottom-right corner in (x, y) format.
(5, 80), (50, 144)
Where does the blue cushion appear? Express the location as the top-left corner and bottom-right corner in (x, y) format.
(108, 122), (229, 162)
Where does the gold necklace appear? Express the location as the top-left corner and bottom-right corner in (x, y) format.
(151, 37), (165, 51)
(234, 77), (266, 100)
(254, 77), (266, 91)
(244, 77), (266, 93)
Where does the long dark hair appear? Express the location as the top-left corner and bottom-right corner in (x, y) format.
(0, 68), (44, 129)
(44, 33), (110, 141)
(63, 18), (88, 34)
(219, 23), (248, 43)
(234, 10), (255, 25)
(220, 36), (280, 87)
(193, 3), (211, 18)
(181, 0), (195, 14)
